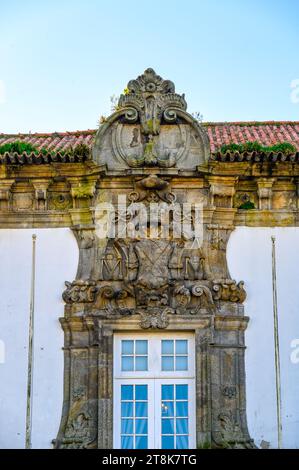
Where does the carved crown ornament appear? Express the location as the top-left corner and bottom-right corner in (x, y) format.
(92, 68), (210, 170)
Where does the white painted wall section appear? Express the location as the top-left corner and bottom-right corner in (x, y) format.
(228, 227), (299, 449)
(0, 228), (78, 449)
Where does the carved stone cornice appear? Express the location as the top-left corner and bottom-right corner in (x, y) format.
(214, 315), (249, 331)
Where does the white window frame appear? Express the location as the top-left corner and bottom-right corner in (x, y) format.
(113, 332), (196, 449)
(114, 332), (195, 378)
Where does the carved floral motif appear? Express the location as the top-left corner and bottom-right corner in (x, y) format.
(212, 280), (246, 303)
(138, 307), (172, 329)
(62, 281), (97, 303)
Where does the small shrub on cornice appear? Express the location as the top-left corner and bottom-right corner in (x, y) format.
(0, 141), (38, 154)
(238, 201), (255, 210)
(40, 143), (90, 159)
(71, 143), (90, 159)
(220, 141), (296, 155)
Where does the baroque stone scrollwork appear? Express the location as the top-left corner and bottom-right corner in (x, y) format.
(138, 307), (172, 329)
(213, 412), (255, 449)
(173, 283), (216, 315)
(62, 280), (98, 303)
(55, 68), (255, 450)
(212, 280), (247, 303)
(92, 68), (210, 170)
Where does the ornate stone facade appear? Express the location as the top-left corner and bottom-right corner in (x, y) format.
(1, 69), (299, 449)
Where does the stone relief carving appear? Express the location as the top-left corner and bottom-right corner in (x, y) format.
(138, 307), (172, 329)
(63, 281), (98, 303)
(55, 69), (254, 450)
(222, 386), (237, 399)
(212, 280), (246, 303)
(93, 68), (210, 170)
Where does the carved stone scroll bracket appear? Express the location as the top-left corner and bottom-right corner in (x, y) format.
(0, 179), (14, 211)
(62, 280), (98, 304)
(205, 224), (235, 280)
(212, 279), (247, 303)
(31, 179), (50, 210)
(207, 176), (238, 208)
(128, 174), (176, 204)
(95, 285), (136, 316)
(68, 178), (97, 209)
(173, 283), (217, 315)
(71, 225), (96, 280)
(256, 177), (276, 210)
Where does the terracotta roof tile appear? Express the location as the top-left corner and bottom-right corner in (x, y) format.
(0, 122), (299, 164)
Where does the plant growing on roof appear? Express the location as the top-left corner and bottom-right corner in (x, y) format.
(0, 141), (38, 154)
(219, 141), (296, 155)
(40, 143), (90, 159)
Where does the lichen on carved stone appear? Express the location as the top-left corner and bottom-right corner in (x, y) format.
(92, 68), (210, 170)
(138, 307), (172, 329)
(212, 279), (246, 303)
(62, 280), (98, 303)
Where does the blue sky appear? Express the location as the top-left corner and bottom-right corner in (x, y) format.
(0, 0), (298, 133)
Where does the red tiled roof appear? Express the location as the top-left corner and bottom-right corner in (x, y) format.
(204, 121), (299, 153)
(0, 129), (95, 153)
(0, 122), (299, 163)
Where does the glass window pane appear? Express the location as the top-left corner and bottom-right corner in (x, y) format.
(176, 434), (189, 449)
(162, 384), (174, 400)
(135, 401), (148, 417)
(162, 418), (174, 434)
(135, 385), (148, 401)
(122, 340), (134, 355)
(121, 402), (133, 417)
(135, 356), (148, 371)
(136, 340), (148, 354)
(176, 356), (188, 371)
(121, 385), (133, 400)
(176, 401), (188, 417)
(135, 435), (148, 449)
(176, 384), (188, 400)
(162, 401), (174, 417)
(121, 419), (133, 434)
(162, 340), (174, 354)
(162, 435), (174, 449)
(162, 356), (174, 371)
(176, 418), (188, 434)
(121, 356), (134, 371)
(176, 340), (188, 354)
(121, 435), (134, 449)
(135, 418), (148, 434)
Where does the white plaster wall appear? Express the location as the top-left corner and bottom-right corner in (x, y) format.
(0, 228), (78, 449)
(227, 227), (299, 449)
